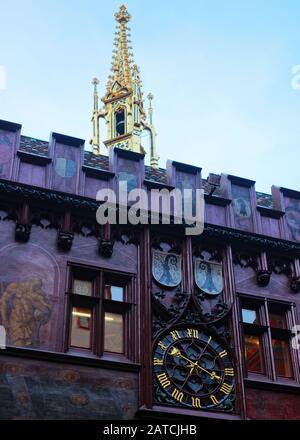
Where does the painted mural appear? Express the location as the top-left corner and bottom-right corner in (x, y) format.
(0, 277), (51, 347)
(0, 244), (57, 349)
(55, 158), (76, 178)
(52, 143), (79, 194)
(118, 160), (138, 192)
(231, 185), (253, 231)
(176, 172), (196, 216)
(0, 358), (138, 420)
(285, 199), (300, 242)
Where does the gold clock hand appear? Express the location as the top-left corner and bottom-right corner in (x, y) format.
(170, 347), (221, 380)
(169, 348), (197, 367)
(194, 363), (221, 380)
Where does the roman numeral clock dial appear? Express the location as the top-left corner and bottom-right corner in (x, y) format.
(153, 327), (235, 410)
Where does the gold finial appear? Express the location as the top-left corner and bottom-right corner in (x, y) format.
(115, 4), (131, 23)
(147, 93), (154, 125)
(146, 93), (159, 169)
(105, 5), (133, 92)
(147, 92), (154, 106)
(92, 77), (100, 87)
(90, 77), (101, 155)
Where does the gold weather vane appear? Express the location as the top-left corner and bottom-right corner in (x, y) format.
(90, 4), (159, 167)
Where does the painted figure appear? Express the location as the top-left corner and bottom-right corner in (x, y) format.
(0, 277), (52, 347)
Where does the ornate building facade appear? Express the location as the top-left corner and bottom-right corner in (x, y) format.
(0, 5), (300, 420)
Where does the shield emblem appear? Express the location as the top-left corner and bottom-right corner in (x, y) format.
(152, 250), (182, 287)
(55, 158), (76, 178)
(195, 259), (223, 296)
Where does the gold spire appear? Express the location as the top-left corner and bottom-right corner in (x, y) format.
(107, 4), (133, 92)
(98, 5), (159, 166)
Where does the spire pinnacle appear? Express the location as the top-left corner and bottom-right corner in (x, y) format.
(115, 4), (131, 24)
(90, 77), (101, 155)
(100, 6), (159, 166)
(146, 93), (159, 168)
(106, 5), (133, 92)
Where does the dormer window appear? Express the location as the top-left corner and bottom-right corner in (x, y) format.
(115, 108), (125, 136)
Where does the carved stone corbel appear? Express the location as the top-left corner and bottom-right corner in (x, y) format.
(98, 223), (114, 258)
(98, 239), (114, 258)
(290, 277), (300, 293)
(15, 222), (32, 243)
(57, 211), (73, 251)
(256, 269), (272, 287)
(290, 259), (300, 293)
(57, 230), (74, 251)
(15, 203), (31, 243)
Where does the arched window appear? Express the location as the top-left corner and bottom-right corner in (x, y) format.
(115, 108), (125, 136)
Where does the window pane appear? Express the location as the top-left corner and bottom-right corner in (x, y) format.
(70, 307), (92, 349)
(104, 313), (124, 353)
(245, 334), (264, 373)
(73, 279), (92, 296)
(242, 308), (260, 324)
(269, 312), (286, 329)
(272, 339), (293, 378)
(104, 285), (124, 302)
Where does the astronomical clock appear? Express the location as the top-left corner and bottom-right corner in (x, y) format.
(153, 327), (234, 410)
(151, 238), (236, 413)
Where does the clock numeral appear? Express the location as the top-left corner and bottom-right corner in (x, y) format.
(170, 330), (180, 341)
(158, 341), (167, 351)
(219, 350), (227, 358)
(187, 329), (199, 339)
(210, 395), (219, 405)
(153, 358), (163, 366)
(172, 388), (184, 403)
(220, 383), (232, 395)
(157, 373), (171, 389)
(191, 397), (201, 408)
(224, 368), (234, 376)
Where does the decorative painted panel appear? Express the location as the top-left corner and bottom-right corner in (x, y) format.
(0, 356), (138, 420)
(117, 159), (139, 193)
(0, 243), (59, 351)
(231, 185), (253, 232)
(52, 143), (78, 194)
(175, 171), (197, 216)
(285, 198), (300, 242)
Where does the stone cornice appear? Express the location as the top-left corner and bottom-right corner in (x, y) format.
(0, 179), (300, 255)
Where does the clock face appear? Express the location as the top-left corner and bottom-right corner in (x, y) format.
(153, 327), (235, 410)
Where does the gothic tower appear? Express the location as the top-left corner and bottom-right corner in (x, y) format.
(90, 4), (159, 168)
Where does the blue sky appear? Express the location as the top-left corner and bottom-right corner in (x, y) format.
(0, 0), (299, 193)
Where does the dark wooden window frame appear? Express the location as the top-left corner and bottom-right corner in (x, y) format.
(64, 263), (136, 361)
(239, 294), (300, 384)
